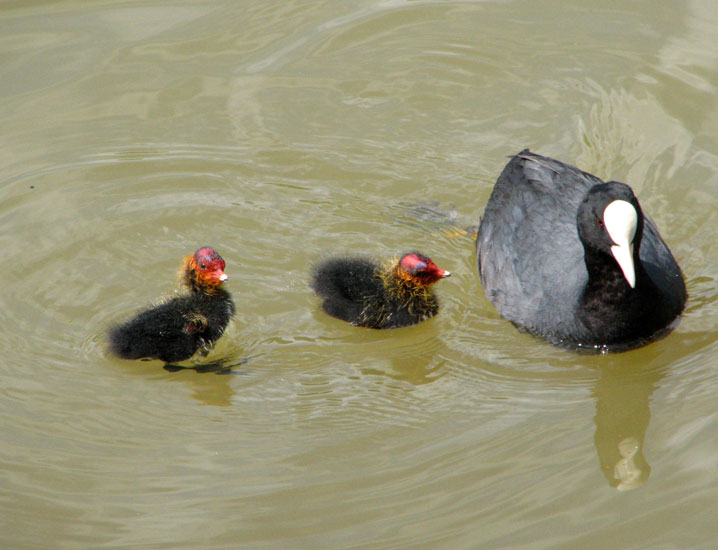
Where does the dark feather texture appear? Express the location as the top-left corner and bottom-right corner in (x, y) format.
(311, 253), (448, 329)
(476, 150), (686, 350)
(108, 247), (235, 363)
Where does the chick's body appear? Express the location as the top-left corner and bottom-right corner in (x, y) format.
(108, 247), (235, 363)
(312, 253), (449, 329)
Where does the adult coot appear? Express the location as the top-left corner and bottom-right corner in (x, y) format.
(476, 150), (686, 350)
(312, 252), (450, 329)
(108, 247), (236, 363)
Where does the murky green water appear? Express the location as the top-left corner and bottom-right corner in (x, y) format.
(2, 1), (717, 548)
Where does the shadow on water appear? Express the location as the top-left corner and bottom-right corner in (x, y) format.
(163, 356), (252, 375)
(592, 362), (661, 491)
(358, 336), (446, 386)
(310, 306), (450, 387)
(119, 355), (256, 407)
(590, 329), (715, 491)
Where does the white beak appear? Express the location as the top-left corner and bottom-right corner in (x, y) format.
(604, 200), (637, 288)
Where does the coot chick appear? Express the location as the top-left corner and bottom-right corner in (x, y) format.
(476, 150), (686, 350)
(312, 252), (450, 329)
(108, 247), (236, 363)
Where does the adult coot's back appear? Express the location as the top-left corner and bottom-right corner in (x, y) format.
(476, 150), (686, 350)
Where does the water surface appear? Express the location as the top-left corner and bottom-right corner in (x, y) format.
(1, 1), (717, 548)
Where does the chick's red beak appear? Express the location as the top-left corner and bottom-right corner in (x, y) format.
(211, 270), (228, 284)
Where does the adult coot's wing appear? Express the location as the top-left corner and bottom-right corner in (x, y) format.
(477, 150), (601, 338)
(639, 215), (687, 315)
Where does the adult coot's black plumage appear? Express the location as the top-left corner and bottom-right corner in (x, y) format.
(476, 150), (686, 350)
(108, 247), (235, 363)
(312, 252), (450, 329)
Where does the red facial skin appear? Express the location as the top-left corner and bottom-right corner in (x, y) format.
(182, 247), (227, 292)
(397, 253), (450, 286)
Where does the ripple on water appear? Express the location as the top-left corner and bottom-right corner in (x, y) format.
(3, 0), (718, 546)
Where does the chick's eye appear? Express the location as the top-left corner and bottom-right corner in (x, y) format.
(596, 217), (604, 228)
(200, 262), (207, 269)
